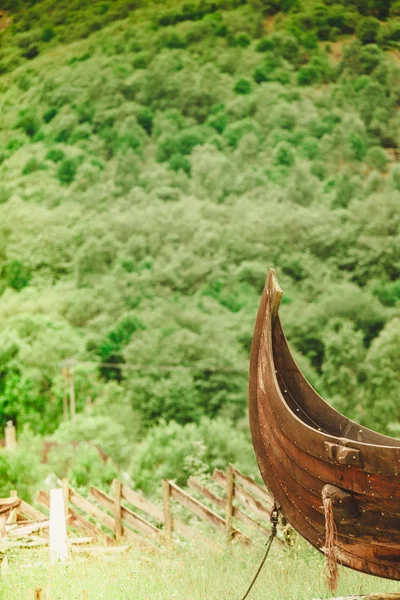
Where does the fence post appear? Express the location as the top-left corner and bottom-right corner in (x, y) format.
(162, 480), (173, 546)
(5, 421), (17, 450)
(50, 488), (69, 564)
(113, 479), (122, 542)
(226, 465), (234, 543)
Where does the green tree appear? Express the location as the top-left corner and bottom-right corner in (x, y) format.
(356, 17), (381, 44)
(364, 318), (400, 433)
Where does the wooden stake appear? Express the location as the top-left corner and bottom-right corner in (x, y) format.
(162, 480), (173, 546)
(62, 478), (69, 518)
(113, 479), (122, 542)
(225, 465), (234, 543)
(10, 489), (17, 498)
(34, 588), (43, 600)
(5, 422), (17, 450)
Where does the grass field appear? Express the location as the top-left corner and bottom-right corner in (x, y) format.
(2, 540), (400, 600)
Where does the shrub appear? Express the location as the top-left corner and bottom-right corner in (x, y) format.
(378, 20), (400, 46)
(158, 31), (187, 50)
(46, 441), (118, 489)
(51, 415), (130, 466)
(390, 1), (400, 17)
(224, 119), (260, 148)
(57, 157), (80, 185)
(207, 106), (228, 134)
(373, 280), (400, 307)
(365, 146), (389, 171)
(253, 56), (291, 84)
(168, 153), (191, 175)
(75, 102), (95, 124)
(22, 157), (46, 175)
(15, 109), (40, 137)
(130, 417), (255, 494)
(24, 45), (39, 60)
(45, 148), (65, 163)
(43, 107), (58, 123)
(233, 78), (253, 95)
(356, 17), (381, 44)
(232, 32), (251, 47)
(298, 65), (319, 85)
(274, 141), (295, 166)
(279, 34), (301, 64)
(133, 52), (150, 69)
(348, 132), (368, 161)
(41, 26), (56, 42)
(0, 429), (44, 500)
(300, 137), (319, 160)
(302, 31), (319, 49)
(116, 116), (146, 154)
(97, 314), (145, 379)
(136, 106), (154, 134)
(4, 260), (31, 291)
(359, 44), (384, 73)
(255, 36), (274, 52)
(156, 128), (206, 162)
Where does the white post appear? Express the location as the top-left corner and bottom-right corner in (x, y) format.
(50, 488), (69, 564)
(5, 421), (17, 450)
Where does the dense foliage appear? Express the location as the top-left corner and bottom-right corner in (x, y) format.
(1, 0), (400, 496)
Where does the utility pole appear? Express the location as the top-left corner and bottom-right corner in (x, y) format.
(69, 365), (76, 421)
(62, 366), (69, 421)
(60, 359), (76, 421)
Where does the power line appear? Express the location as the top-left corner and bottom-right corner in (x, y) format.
(70, 360), (247, 374)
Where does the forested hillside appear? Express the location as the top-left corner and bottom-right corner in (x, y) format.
(1, 0), (400, 496)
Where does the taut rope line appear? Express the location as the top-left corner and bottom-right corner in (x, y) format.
(239, 504), (280, 600)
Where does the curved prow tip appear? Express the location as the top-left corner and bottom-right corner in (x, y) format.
(266, 268), (283, 317)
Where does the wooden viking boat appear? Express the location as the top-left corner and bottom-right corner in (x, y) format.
(249, 269), (400, 581)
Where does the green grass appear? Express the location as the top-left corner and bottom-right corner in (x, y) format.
(2, 541), (400, 600)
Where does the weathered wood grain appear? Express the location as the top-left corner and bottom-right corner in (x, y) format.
(188, 476), (270, 537)
(121, 484), (198, 541)
(113, 479), (122, 542)
(89, 486), (160, 541)
(68, 487), (115, 534)
(213, 469), (270, 522)
(168, 481), (249, 544)
(162, 480), (173, 545)
(169, 481), (226, 533)
(19, 500), (47, 523)
(230, 466), (273, 507)
(225, 466), (234, 542)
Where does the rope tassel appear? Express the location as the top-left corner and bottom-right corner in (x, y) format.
(322, 495), (339, 592)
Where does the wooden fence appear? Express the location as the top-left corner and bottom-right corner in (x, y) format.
(37, 465), (280, 550)
(1, 465), (285, 552)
